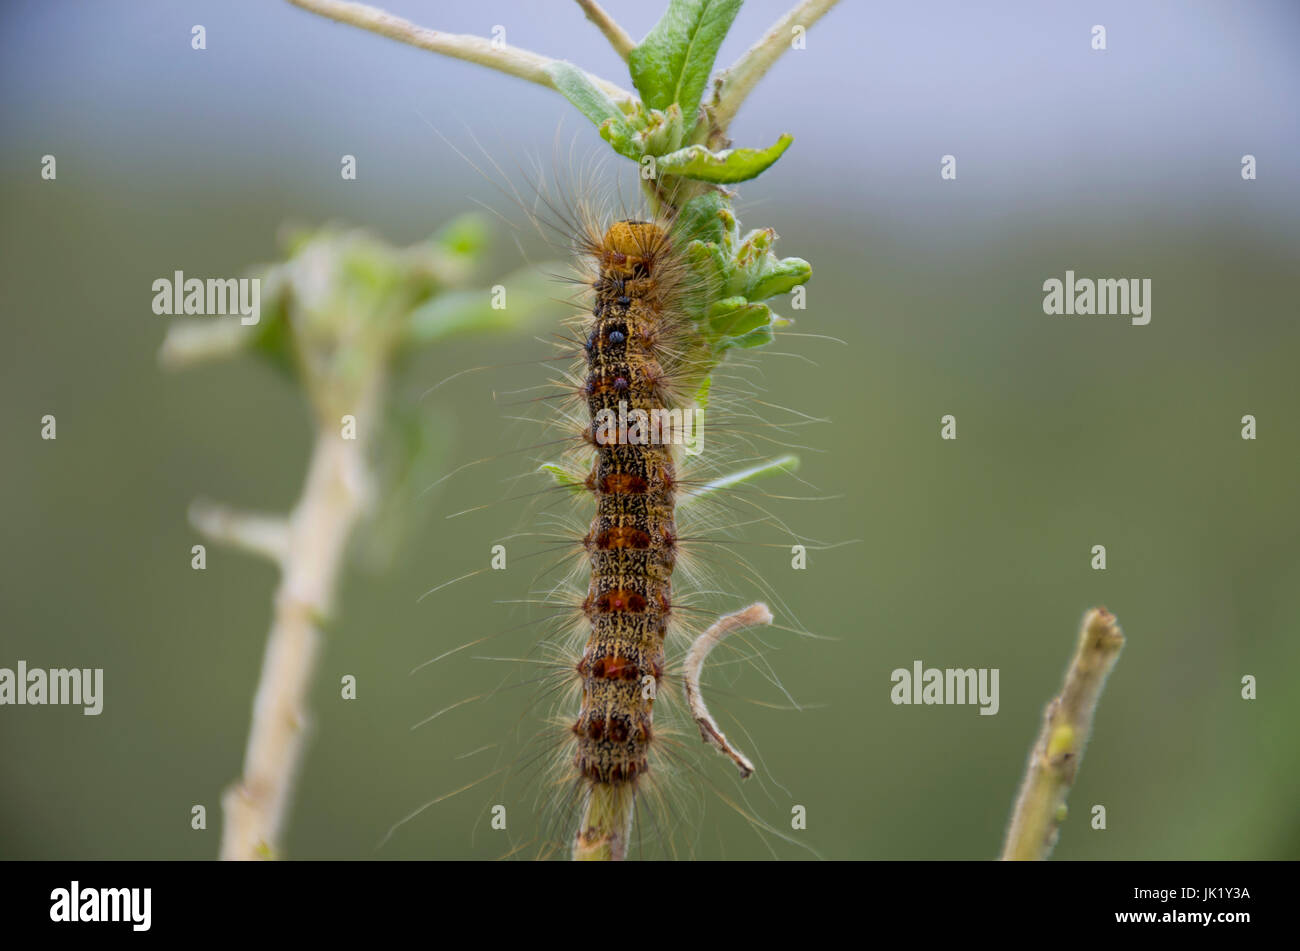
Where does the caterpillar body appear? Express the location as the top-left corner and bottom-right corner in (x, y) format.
(572, 220), (678, 860)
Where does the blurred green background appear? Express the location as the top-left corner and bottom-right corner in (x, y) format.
(2, 0), (1297, 860)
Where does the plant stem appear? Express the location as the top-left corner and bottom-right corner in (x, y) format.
(573, 783), (635, 861)
(704, 0), (841, 144)
(216, 412), (374, 860)
(1000, 608), (1125, 861)
(575, 0), (635, 62)
(287, 0), (633, 102)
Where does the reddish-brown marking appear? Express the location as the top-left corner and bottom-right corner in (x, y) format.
(601, 473), (647, 494)
(595, 590), (647, 613)
(600, 655), (638, 681)
(595, 526), (651, 550)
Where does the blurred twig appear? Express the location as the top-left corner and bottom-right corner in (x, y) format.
(215, 402), (375, 860)
(162, 221), (562, 859)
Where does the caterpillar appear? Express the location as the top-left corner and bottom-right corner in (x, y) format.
(399, 158), (823, 861)
(571, 219), (677, 860)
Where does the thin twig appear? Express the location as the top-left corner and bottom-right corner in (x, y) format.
(684, 602), (773, 778)
(575, 0), (635, 62)
(158, 322), (253, 370)
(705, 0), (841, 143)
(190, 499), (289, 565)
(218, 405), (375, 860)
(287, 0), (633, 102)
(1000, 608), (1125, 861)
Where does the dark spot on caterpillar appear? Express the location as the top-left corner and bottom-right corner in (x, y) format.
(601, 472), (647, 494)
(613, 375), (629, 392)
(585, 329), (597, 354)
(591, 655), (640, 682)
(607, 717), (630, 744)
(617, 296), (631, 307)
(594, 526), (651, 550)
(587, 717), (606, 741)
(606, 329), (626, 345)
(596, 589), (648, 613)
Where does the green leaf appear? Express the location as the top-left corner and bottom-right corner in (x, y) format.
(682, 454), (799, 507)
(655, 133), (793, 184)
(598, 117), (642, 161)
(403, 267), (560, 345)
(746, 256), (811, 302)
(733, 321), (776, 348)
(546, 61), (634, 139)
(637, 103), (686, 156)
(676, 191), (728, 245)
(250, 267), (297, 379)
(708, 297), (769, 338)
(434, 213), (491, 257)
(693, 375), (712, 411)
(540, 462), (587, 495)
(628, 0), (742, 133)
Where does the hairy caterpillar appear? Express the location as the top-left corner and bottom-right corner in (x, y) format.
(398, 155), (825, 861)
(570, 218), (679, 860)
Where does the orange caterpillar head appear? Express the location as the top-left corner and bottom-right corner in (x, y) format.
(599, 219), (668, 276)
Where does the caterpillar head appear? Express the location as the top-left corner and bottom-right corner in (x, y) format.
(601, 220), (668, 276)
